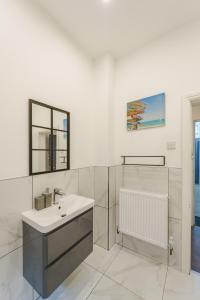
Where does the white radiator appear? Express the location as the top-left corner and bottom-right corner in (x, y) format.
(119, 188), (168, 249)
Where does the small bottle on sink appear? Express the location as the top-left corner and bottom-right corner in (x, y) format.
(35, 195), (45, 211)
(43, 188), (52, 208)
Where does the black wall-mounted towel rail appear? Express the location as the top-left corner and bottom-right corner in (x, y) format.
(121, 156), (166, 167)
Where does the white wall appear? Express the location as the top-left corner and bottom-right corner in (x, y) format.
(94, 54), (115, 165)
(192, 103), (200, 121)
(2, 0), (200, 179)
(0, 0), (94, 180)
(113, 20), (200, 168)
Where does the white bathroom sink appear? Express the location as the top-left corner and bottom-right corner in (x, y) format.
(22, 194), (94, 233)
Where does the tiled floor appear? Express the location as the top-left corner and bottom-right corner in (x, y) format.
(38, 245), (200, 300)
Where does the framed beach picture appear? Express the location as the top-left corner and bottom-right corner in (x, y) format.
(127, 93), (165, 131)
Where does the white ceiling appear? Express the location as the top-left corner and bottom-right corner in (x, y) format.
(35, 0), (200, 58)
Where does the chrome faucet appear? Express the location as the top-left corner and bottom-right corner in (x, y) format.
(53, 188), (65, 205)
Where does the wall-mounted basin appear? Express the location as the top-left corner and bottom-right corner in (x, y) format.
(22, 194), (94, 233)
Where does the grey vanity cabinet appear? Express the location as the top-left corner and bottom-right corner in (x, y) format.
(23, 208), (93, 299)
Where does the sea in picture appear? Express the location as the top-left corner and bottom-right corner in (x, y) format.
(127, 93), (165, 131)
(137, 118), (165, 129)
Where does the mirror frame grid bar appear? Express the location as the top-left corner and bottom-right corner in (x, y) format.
(51, 108), (53, 172)
(53, 128), (68, 133)
(32, 149), (51, 151)
(29, 99), (70, 175)
(32, 124), (51, 130)
(29, 100), (33, 175)
(32, 149), (68, 151)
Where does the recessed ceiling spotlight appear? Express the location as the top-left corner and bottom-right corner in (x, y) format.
(103, 0), (111, 4)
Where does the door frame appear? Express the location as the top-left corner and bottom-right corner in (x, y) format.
(182, 92), (200, 273)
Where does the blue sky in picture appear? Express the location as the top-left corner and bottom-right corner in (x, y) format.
(140, 93), (165, 122)
(63, 118), (68, 130)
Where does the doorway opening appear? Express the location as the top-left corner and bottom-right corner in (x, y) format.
(191, 120), (200, 273)
(194, 121), (200, 225)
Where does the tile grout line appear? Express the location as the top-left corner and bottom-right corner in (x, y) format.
(84, 245), (123, 276)
(0, 165), (178, 183)
(0, 245), (22, 261)
(162, 265), (169, 300)
(101, 245), (166, 300)
(103, 273), (144, 300)
(102, 246), (123, 275)
(83, 261), (104, 275)
(85, 272), (104, 300)
(85, 246), (131, 300)
(85, 244), (165, 300)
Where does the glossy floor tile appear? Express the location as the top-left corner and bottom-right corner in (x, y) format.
(85, 244), (121, 273)
(163, 268), (200, 300)
(27, 244), (200, 300)
(87, 276), (141, 300)
(0, 247), (33, 300)
(106, 248), (167, 300)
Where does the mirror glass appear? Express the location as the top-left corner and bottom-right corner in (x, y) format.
(53, 151), (67, 170)
(32, 103), (51, 128)
(53, 130), (68, 150)
(32, 127), (51, 149)
(53, 110), (68, 131)
(30, 100), (70, 175)
(32, 151), (51, 173)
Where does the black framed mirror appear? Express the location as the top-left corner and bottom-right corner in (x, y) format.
(29, 99), (70, 175)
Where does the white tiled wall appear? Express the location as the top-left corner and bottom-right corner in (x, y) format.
(169, 168), (182, 220)
(78, 167), (94, 199)
(93, 167), (109, 249)
(32, 169), (78, 200)
(94, 167), (108, 208)
(93, 166), (117, 250)
(78, 166), (116, 250)
(123, 166), (168, 194)
(169, 217), (182, 269)
(93, 205), (108, 248)
(108, 167), (116, 249)
(168, 168), (182, 270)
(122, 233), (168, 264)
(109, 205), (116, 248)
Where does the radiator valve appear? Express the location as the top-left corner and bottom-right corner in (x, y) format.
(169, 236), (174, 256)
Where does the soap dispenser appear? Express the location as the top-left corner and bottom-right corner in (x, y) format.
(43, 188), (52, 208)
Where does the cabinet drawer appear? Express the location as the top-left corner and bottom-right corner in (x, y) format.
(45, 209), (93, 265)
(44, 233), (93, 298)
